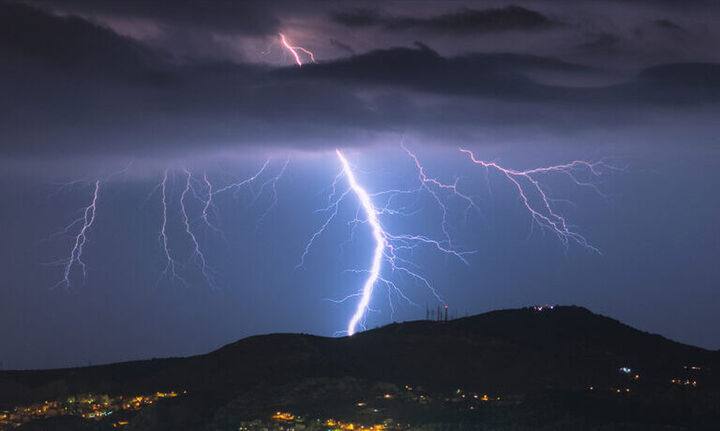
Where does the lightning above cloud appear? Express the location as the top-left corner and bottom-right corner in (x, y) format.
(279, 33), (316, 66)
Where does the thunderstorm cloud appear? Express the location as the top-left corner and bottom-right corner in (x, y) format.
(1, 0), (719, 166)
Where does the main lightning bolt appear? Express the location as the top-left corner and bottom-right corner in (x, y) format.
(53, 180), (100, 289)
(335, 150), (385, 335)
(301, 150), (472, 336)
(279, 33), (316, 66)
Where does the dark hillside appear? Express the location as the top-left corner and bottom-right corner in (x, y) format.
(1, 306), (718, 430)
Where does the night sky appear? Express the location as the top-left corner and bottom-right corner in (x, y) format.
(1, 0), (719, 370)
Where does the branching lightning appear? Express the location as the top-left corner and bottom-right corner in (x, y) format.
(149, 159), (285, 288)
(459, 148), (608, 253)
(53, 180), (100, 289)
(297, 144), (613, 336)
(46, 135), (608, 341)
(335, 150), (385, 335)
(401, 143), (481, 248)
(200, 172), (221, 233)
(254, 158), (290, 226)
(180, 169), (216, 288)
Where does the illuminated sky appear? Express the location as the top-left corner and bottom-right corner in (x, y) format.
(0, 0), (719, 369)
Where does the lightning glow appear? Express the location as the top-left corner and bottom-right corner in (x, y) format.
(279, 33), (316, 66)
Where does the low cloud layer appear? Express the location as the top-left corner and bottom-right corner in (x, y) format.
(332, 5), (561, 34)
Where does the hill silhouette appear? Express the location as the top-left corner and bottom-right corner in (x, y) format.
(1, 306), (719, 430)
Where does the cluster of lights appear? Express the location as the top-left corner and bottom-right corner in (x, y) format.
(0, 391), (182, 428)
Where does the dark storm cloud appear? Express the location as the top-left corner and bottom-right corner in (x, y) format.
(332, 5), (560, 34)
(329, 39), (356, 56)
(23, 0), (281, 36)
(0, 2), (166, 79)
(653, 19), (685, 32)
(575, 32), (621, 54)
(2, 1), (720, 163)
(280, 45), (720, 106)
(280, 45), (590, 100)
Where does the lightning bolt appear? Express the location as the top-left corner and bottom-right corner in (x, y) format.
(459, 148), (607, 253)
(279, 33), (316, 66)
(53, 180), (100, 289)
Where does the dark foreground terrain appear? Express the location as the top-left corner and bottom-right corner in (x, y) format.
(1, 306), (719, 430)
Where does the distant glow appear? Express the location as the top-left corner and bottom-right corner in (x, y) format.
(279, 33), (316, 66)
